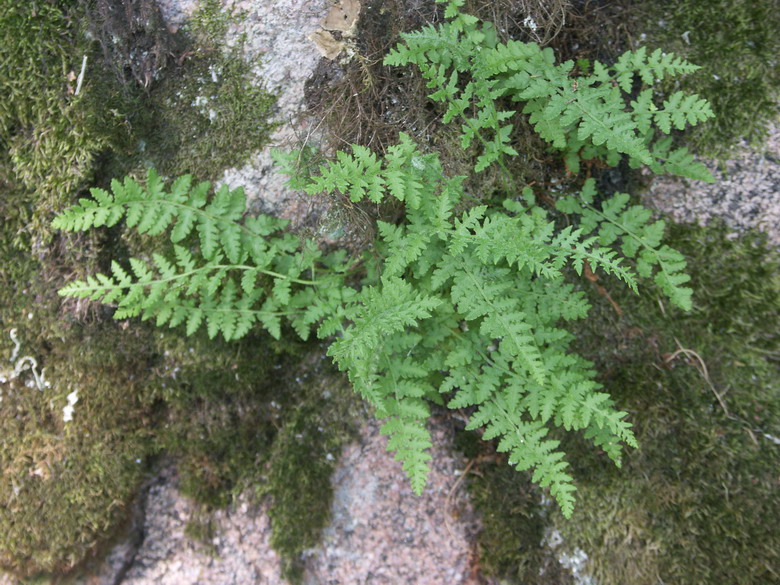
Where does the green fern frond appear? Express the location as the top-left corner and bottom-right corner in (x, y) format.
(53, 171), (345, 341)
(381, 416), (433, 495)
(385, 4), (715, 182)
(297, 136), (682, 513)
(557, 179), (692, 309)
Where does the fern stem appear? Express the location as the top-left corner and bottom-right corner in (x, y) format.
(231, 264), (323, 286)
(200, 306), (303, 318)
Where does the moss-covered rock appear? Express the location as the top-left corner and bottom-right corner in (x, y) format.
(137, 51), (277, 182)
(0, 208), (281, 578)
(0, 0), (139, 233)
(0, 319), (161, 576)
(465, 459), (573, 585)
(560, 221), (779, 585)
(123, 0), (278, 183)
(628, 0), (780, 157)
(154, 329), (282, 509)
(261, 360), (361, 583)
(0, 0), (282, 577)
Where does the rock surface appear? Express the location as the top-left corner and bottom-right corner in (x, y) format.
(69, 418), (485, 585)
(646, 123), (780, 245)
(303, 418), (483, 585)
(158, 0), (328, 216)
(109, 466), (284, 585)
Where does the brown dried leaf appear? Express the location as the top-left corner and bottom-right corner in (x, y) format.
(309, 29), (345, 60)
(320, 0), (360, 33)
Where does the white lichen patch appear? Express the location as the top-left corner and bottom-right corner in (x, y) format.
(62, 389), (79, 423)
(543, 528), (597, 585)
(2, 328), (50, 392)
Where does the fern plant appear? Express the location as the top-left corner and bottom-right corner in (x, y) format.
(384, 0), (715, 181)
(52, 0), (714, 517)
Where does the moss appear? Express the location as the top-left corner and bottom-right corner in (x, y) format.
(124, 1), (277, 183)
(187, 0), (233, 49)
(138, 53), (277, 182)
(555, 221), (780, 585)
(0, 322), (162, 577)
(627, 0), (780, 157)
(154, 329), (281, 508)
(261, 361), (361, 583)
(0, 220), (286, 578)
(0, 1), (139, 234)
(152, 347), (361, 584)
(0, 0), (279, 217)
(0, 157), (279, 578)
(1, 164), (161, 576)
(0, 0), (283, 578)
(133, 328), (361, 583)
(466, 457), (572, 584)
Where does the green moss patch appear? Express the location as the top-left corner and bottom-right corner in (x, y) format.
(465, 457), (573, 585)
(559, 221), (780, 585)
(0, 0), (282, 576)
(0, 1), (139, 233)
(154, 330), (281, 508)
(643, 0), (780, 156)
(0, 321), (161, 576)
(126, 0), (277, 182)
(261, 361), (361, 583)
(138, 52), (277, 182)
